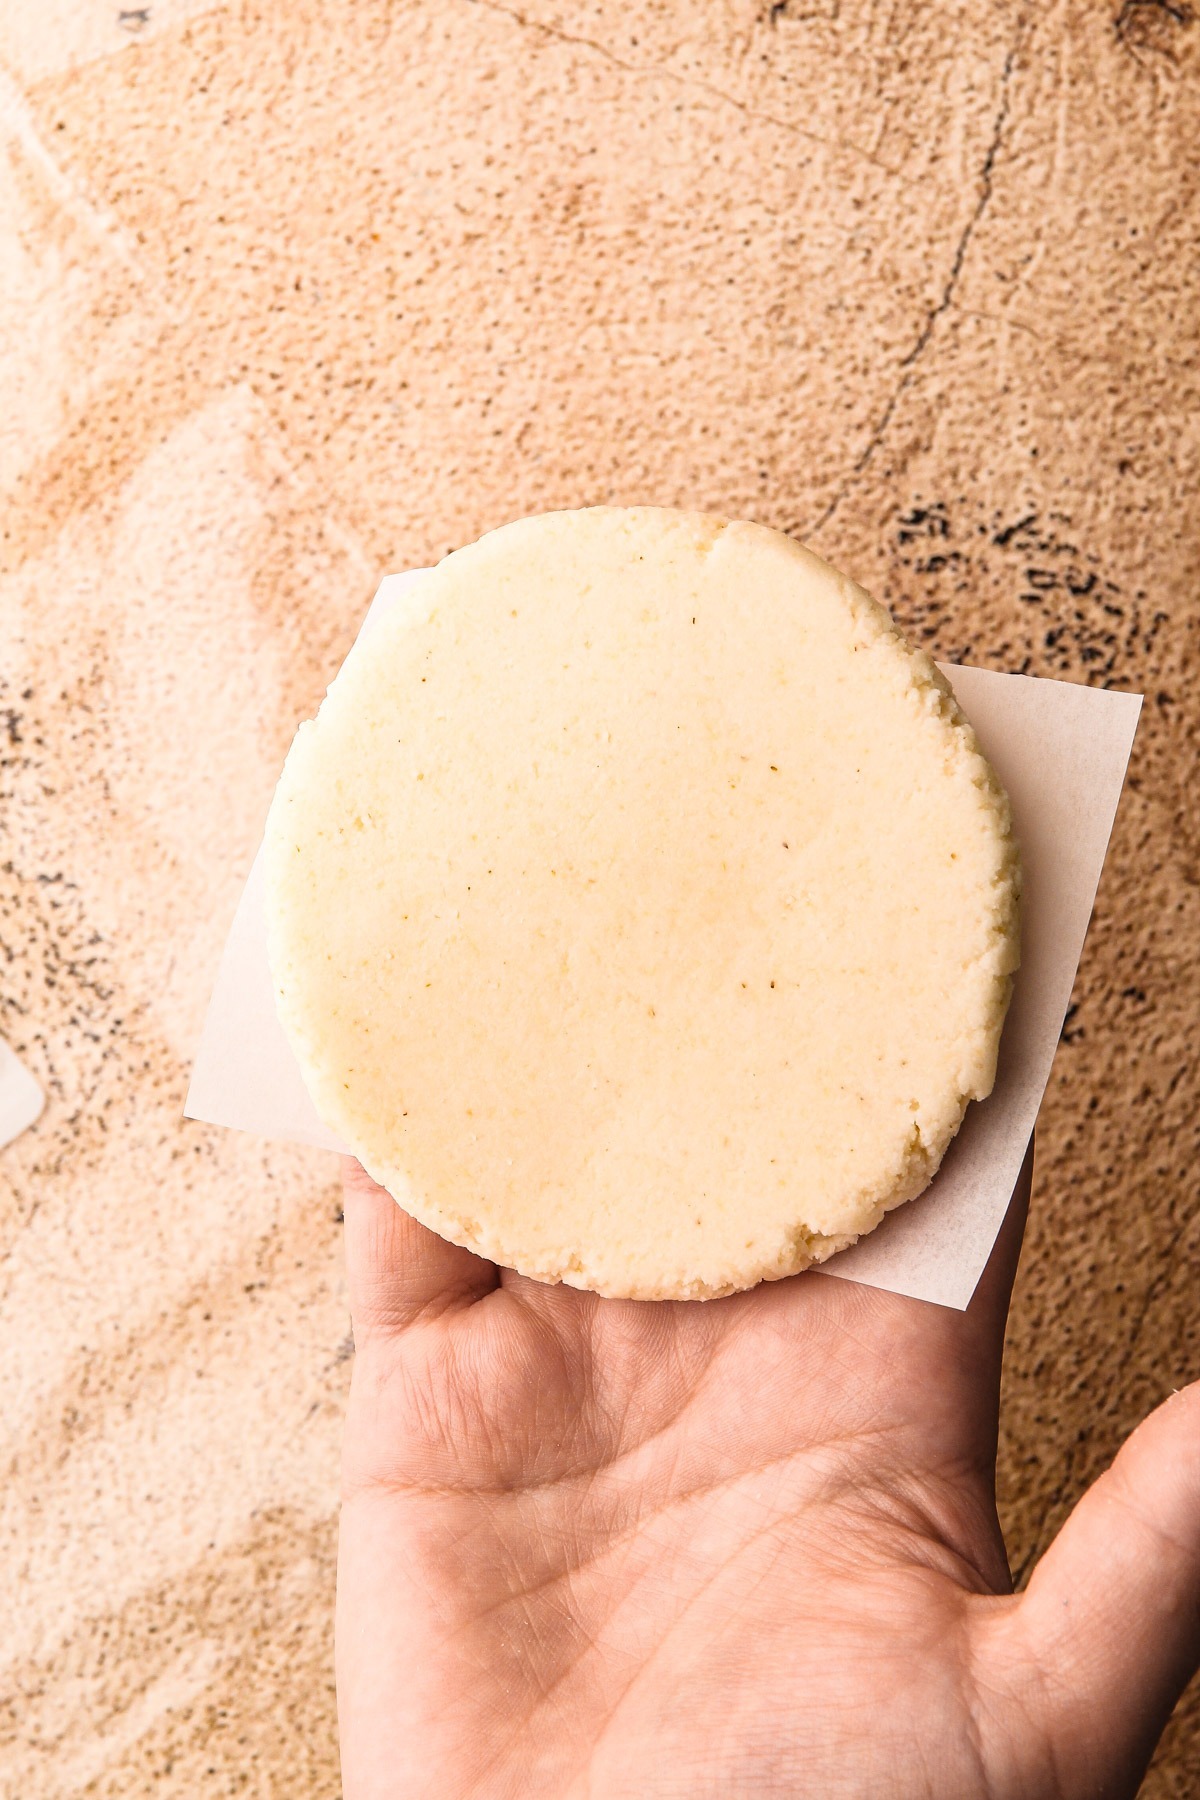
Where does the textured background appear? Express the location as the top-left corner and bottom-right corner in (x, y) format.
(1, 1), (1198, 1793)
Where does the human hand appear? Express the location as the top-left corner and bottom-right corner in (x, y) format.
(336, 1143), (1200, 1798)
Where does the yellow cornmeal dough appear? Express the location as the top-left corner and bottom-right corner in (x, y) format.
(264, 508), (1020, 1299)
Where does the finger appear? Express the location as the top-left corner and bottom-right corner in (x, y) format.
(908, 1135), (1034, 1431)
(1003, 1379), (1200, 1796)
(964, 1132), (1035, 1352)
(341, 1158), (497, 1343)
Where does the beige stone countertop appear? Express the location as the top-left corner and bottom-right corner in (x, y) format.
(1, 2), (1197, 1792)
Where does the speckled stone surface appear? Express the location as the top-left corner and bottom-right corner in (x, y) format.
(1, 3), (1197, 1792)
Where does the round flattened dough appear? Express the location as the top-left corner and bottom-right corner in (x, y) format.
(264, 508), (1020, 1300)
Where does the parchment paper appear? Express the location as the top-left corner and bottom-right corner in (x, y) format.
(0, 1038), (44, 1151)
(185, 572), (1141, 1309)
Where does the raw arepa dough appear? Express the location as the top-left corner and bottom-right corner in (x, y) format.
(264, 508), (1020, 1300)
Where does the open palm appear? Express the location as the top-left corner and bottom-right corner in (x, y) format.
(336, 1146), (1200, 1799)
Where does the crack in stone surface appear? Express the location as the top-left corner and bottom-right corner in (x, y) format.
(464, 0), (900, 175)
(808, 21), (1026, 537)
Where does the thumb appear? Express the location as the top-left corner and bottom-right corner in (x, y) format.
(1005, 1381), (1200, 1796)
(341, 1158), (496, 1344)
